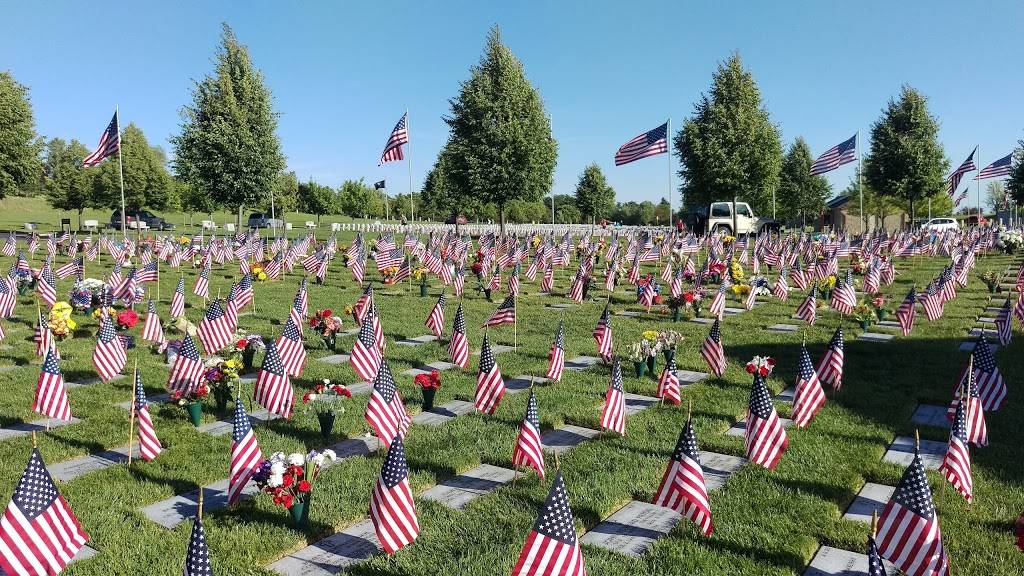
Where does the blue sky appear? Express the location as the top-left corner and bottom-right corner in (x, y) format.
(3, 1), (1022, 206)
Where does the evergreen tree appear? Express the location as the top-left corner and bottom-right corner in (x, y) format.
(43, 138), (97, 228)
(673, 53), (782, 215)
(864, 85), (948, 223)
(778, 137), (831, 225)
(0, 71), (43, 198)
(172, 24), (285, 225)
(1008, 143), (1024, 206)
(92, 123), (174, 213)
(444, 26), (557, 230)
(573, 163), (615, 224)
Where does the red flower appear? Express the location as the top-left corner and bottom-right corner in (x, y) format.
(236, 339), (248, 350)
(297, 480), (312, 493)
(302, 392), (314, 404)
(745, 364), (756, 375)
(321, 309), (333, 318)
(281, 474), (294, 488)
(309, 317), (318, 327)
(333, 385), (352, 398)
(116, 310), (139, 328)
(653, 295), (663, 305)
(281, 494), (294, 509)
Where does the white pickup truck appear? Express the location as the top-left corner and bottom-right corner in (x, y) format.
(697, 201), (780, 236)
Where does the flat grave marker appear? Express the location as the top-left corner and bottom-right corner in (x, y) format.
(699, 450), (746, 491)
(675, 370), (708, 386)
(767, 324), (799, 333)
(726, 416), (793, 437)
(419, 464), (520, 510)
(50, 444), (141, 482)
(857, 332), (893, 343)
(690, 317), (716, 325)
(541, 425), (602, 455)
(623, 393), (658, 416)
(882, 435), (946, 469)
(411, 400), (476, 427)
(267, 519), (380, 576)
(804, 546), (895, 576)
(505, 375), (551, 393)
(910, 404), (950, 429)
(402, 360), (458, 377)
(843, 483), (895, 524)
(317, 353), (351, 364)
(0, 417), (80, 442)
(564, 356), (602, 371)
(67, 374), (126, 389)
(578, 500), (681, 557)
(395, 335), (437, 346)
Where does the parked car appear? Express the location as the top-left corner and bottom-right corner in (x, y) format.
(246, 213), (283, 229)
(691, 201), (780, 236)
(110, 209), (174, 231)
(920, 217), (959, 232)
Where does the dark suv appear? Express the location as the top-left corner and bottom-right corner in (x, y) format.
(110, 209), (174, 231)
(247, 213), (283, 229)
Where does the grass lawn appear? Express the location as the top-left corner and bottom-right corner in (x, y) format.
(0, 232), (1020, 575)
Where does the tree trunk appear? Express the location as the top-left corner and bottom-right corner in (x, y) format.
(77, 209), (83, 231)
(498, 204), (506, 234)
(236, 204), (243, 230)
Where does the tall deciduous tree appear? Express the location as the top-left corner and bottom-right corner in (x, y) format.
(673, 53), (782, 214)
(172, 24), (285, 225)
(44, 138), (97, 227)
(778, 138), (831, 226)
(0, 71), (43, 199)
(864, 86), (948, 223)
(272, 171), (299, 215)
(444, 26), (557, 230)
(1008, 143), (1024, 206)
(297, 179), (336, 223)
(574, 163), (615, 224)
(93, 123), (174, 211)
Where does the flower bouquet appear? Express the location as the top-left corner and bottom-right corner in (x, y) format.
(48, 302), (77, 340)
(116, 309), (139, 330)
(658, 330), (683, 363)
(413, 266), (430, 296)
(302, 379), (352, 438)
(14, 270), (34, 295)
(252, 449), (338, 529)
(249, 261), (269, 281)
(816, 275), (837, 299)
(235, 334), (265, 371)
(852, 302), (875, 330)
(663, 296), (689, 322)
(202, 355), (242, 413)
(414, 370), (441, 411)
(170, 383), (210, 427)
(706, 262), (727, 284)
(641, 331), (662, 376)
(745, 356), (776, 377)
(309, 309), (343, 351)
(870, 294), (888, 321)
(381, 266), (400, 285)
(997, 231), (1023, 255)
(977, 270), (1001, 293)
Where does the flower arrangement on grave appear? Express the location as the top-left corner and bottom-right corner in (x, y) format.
(849, 252), (866, 275)
(729, 260), (744, 281)
(636, 274), (662, 303)
(721, 235), (736, 245)
(997, 230), (1023, 254)
(252, 449), (338, 528)
(869, 294), (888, 321)
(658, 330), (683, 362)
(249, 261), (268, 281)
(116, 309), (139, 330)
(309, 309), (343, 351)
(471, 250), (486, 280)
(302, 379), (352, 438)
(14, 269), (34, 294)
(977, 270), (1001, 293)
(413, 369), (442, 411)
(234, 333), (265, 371)
(203, 353), (243, 413)
(91, 306), (117, 320)
(816, 275), (837, 298)
(706, 262), (727, 284)
(47, 302), (77, 340)
(413, 265), (430, 295)
(745, 355), (776, 377)
(381, 266), (399, 284)
(70, 278), (105, 311)
(852, 302), (875, 328)
(170, 383), (210, 427)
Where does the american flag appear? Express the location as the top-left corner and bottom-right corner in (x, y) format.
(171, 277), (186, 317)
(141, 299), (166, 345)
(34, 348), (71, 422)
(962, 336), (1005, 412)
(938, 395), (973, 503)
(809, 134), (857, 176)
(475, 336), (506, 415)
(350, 315), (382, 382)
(0, 276), (16, 318)
(773, 268), (790, 300)
(795, 285), (817, 325)
(448, 303), (469, 369)
(744, 373), (789, 469)
(791, 345), (826, 428)
(167, 334), (205, 393)
(55, 257), (82, 280)
(507, 263), (521, 296)
(816, 325), (844, 390)
(425, 291), (446, 338)
(511, 471), (587, 576)
(592, 304), (613, 362)
(974, 153), (1013, 180)
(0, 449), (89, 576)
(876, 448), (949, 576)
(253, 339), (294, 419)
(995, 297), (1012, 346)
(378, 112), (410, 165)
(896, 287), (917, 336)
(183, 512), (212, 576)
(93, 314), (127, 382)
(365, 360), (410, 447)
(36, 264), (57, 306)
(512, 389), (545, 479)
(133, 370), (162, 462)
(82, 110), (120, 167)
(370, 435), (419, 553)
(353, 284), (373, 325)
(946, 147), (977, 196)
(275, 320), (306, 378)
(483, 294), (516, 327)
(614, 122), (668, 166)
(0, 233), (14, 257)
(708, 281), (728, 319)
(235, 273), (254, 308)
(540, 263), (554, 293)
(652, 416), (713, 536)
(700, 318), (727, 378)
(946, 365), (988, 447)
(228, 397), (262, 505)
(920, 283), (943, 321)
(657, 357), (681, 405)
(545, 321), (565, 381)
(198, 299), (233, 355)
(831, 274), (856, 315)
(600, 358), (626, 435)
(868, 533), (887, 576)
(193, 265), (210, 299)
(34, 310), (53, 358)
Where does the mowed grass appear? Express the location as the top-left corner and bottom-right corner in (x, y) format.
(0, 237), (1020, 575)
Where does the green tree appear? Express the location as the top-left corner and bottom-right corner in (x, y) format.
(444, 26), (557, 230)
(864, 85), (948, 223)
(0, 71), (43, 199)
(172, 24), (286, 226)
(778, 137), (831, 225)
(179, 179), (215, 223)
(273, 171), (299, 215)
(542, 194), (574, 224)
(43, 138), (98, 228)
(298, 179), (336, 222)
(674, 53), (782, 215)
(421, 143), (482, 222)
(338, 179), (386, 219)
(573, 163), (615, 224)
(842, 167), (900, 227)
(1008, 143), (1024, 206)
(93, 123), (174, 215)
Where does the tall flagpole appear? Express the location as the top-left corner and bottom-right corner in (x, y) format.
(857, 131), (865, 233)
(406, 109), (414, 223)
(667, 118), (673, 230)
(116, 106), (127, 237)
(976, 145), (982, 225)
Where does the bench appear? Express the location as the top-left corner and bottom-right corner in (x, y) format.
(82, 220), (99, 232)
(201, 220), (217, 231)
(224, 223), (236, 232)
(305, 221), (317, 229)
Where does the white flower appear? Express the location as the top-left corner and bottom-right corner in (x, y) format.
(322, 449), (337, 462)
(310, 452), (327, 467)
(322, 379), (331, 385)
(306, 394), (318, 402)
(204, 356), (224, 368)
(267, 473), (283, 488)
(270, 461), (286, 476)
(287, 453), (306, 467)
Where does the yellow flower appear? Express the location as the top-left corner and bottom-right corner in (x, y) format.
(257, 272), (267, 281)
(179, 236), (191, 245)
(344, 305), (354, 316)
(66, 318), (77, 331)
(642, 330), (659, 342)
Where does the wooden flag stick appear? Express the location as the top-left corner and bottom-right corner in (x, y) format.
(127, 361), (137, 468)
(32, 431), (36, 448)
(871, 509), (878, 537)
(914, 428), (920, 452)
(197, 487), (204, 521)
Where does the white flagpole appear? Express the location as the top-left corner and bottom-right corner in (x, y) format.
(406, 110), (414, 223)
(667, 118), (673, 230)
(857, 131), (865, 233)
(116, 106), (127, 237)
(976, 145), (982, 225)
